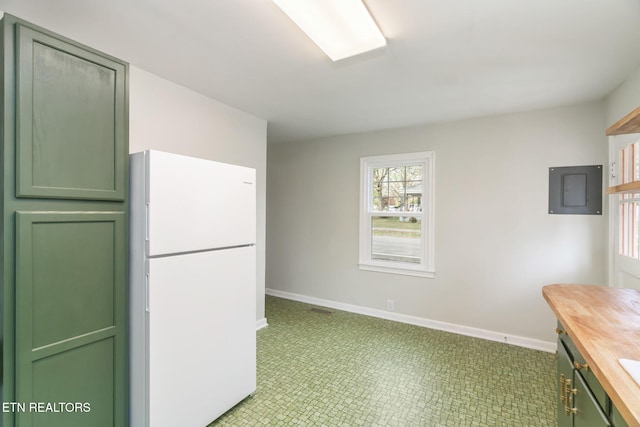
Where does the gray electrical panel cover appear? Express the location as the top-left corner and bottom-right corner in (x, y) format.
(548, 165), (602, 215)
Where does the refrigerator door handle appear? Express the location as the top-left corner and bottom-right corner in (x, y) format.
(145, 260), (150, 312)
(145, 203), (150, 241)
(145, 274), (150, 312)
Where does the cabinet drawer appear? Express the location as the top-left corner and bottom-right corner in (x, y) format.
(557, 322), (609, 412)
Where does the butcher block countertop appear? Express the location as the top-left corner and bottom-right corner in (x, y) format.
(542, 284), (640, 427)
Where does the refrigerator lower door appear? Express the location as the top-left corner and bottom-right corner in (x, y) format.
(145, 246), (256, 427)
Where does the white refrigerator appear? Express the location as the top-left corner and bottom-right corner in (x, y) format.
(129, 150), (257, 427)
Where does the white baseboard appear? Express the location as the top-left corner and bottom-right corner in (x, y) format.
(265, 288), (556, 353)
(256, 317), (268, 331)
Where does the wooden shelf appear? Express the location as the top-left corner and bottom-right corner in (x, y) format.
(606, 181), (640, 194)
(607, 106), (640, 136)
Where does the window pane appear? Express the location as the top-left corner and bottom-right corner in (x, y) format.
(406, 165), (422, 181)
(371, 216), (422, 264)
(621, 141), (640, 184)
(373, 167), (389, 198)
(373, 168), (389, 211)
(620, 196), (640, 260)
(373, 167), (389, 183)
(388, 181), (405, 210)
(621, 199), (628, 258)
(406, 181), (421, 210)
(378, 182), (389, 198)
(407, 195), (422, 212)
(388, 167), (405, 182)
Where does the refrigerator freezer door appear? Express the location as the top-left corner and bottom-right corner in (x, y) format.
(146, 246), (256, 427)
(141, 150), (256, 257)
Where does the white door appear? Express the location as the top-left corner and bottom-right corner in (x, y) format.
(609, 133), (640, 289)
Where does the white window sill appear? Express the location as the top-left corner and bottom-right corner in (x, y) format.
(358, 263), (435, 278)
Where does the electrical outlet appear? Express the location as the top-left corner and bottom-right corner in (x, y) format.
(386, 299), (394, 311)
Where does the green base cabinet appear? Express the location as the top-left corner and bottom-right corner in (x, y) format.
(557, 339), (575, 427)
(611, 405), (630, 427)
(555, 323), (629, 427)
(1, 14), (129, 427)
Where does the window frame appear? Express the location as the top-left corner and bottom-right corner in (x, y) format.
(358, 151), (435, 278)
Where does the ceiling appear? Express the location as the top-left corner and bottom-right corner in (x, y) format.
(1, 0), (640, 144)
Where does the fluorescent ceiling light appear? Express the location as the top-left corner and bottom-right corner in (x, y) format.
(273, 0), (386, 61)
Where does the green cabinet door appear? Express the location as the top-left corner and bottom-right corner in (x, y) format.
(573, 371), (611, 427)
(558, 339), (574, 427)
(15, 22), (127, 200)
(1, 14), (129, 427)
(557, 333), (612, 427)
(15, 212), (126, 427)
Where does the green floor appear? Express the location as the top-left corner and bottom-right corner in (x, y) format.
(211, 296), (557, 426)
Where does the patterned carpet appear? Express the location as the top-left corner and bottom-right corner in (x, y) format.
(210, 296), (556, 426)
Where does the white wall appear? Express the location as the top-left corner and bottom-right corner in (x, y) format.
(605, 65), (640, 127)
(129, 67), (268, 324)
(266, 101), (607, 346)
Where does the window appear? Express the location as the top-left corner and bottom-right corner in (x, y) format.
(359, 151), (435, 277)
(618, 139), (640, 259)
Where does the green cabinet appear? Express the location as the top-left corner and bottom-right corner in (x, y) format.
(611, 405), (630, 427)
(1, 14), (129, 427)
(558, 339), (574, 427)
(556, 323), (629, 427)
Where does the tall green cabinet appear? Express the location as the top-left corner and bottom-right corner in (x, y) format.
(1, 14), (129, 427)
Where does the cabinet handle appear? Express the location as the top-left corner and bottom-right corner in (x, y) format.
(564, 379), (578, 416)
(556, 327), (567, 335)
(573, 361), (589, 371)
(560, 374), (566, 403)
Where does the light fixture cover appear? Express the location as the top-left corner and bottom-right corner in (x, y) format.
(273, 0), (386, 61)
